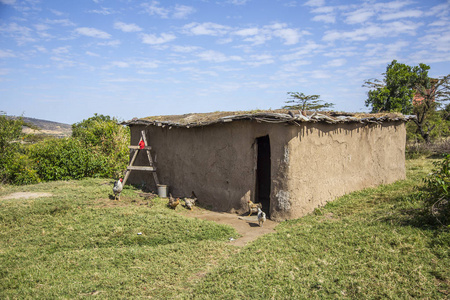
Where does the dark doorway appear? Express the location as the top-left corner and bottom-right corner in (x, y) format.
(255, 135), (271, 217)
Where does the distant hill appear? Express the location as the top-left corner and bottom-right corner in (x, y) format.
(19, 117), (72, 138)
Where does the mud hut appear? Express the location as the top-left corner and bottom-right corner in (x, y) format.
(123, 110), (412, 221)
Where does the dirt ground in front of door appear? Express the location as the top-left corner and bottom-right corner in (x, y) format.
(180, 208), (278, 247)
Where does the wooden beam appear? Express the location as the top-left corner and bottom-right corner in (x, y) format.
(128, 145), (152, 150)
(127, 166), (156, 171)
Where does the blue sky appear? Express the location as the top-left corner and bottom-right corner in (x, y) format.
(0, 0), (449, 124)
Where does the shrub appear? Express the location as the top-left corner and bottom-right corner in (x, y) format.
(0, 113), (26, 183)
(28, 138), (110, 181)
(72, 114), (130, 177)
(5, 153), (40, 185)
(421, 154), (450, 225)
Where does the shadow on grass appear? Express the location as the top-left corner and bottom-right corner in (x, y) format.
(379, 194), (446, 231)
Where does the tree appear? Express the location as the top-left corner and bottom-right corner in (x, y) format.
(364, 60), (430, 114)
(365, 60), (450, 143)
(282, 92), (334, 111)
(411, 74), (450, 143)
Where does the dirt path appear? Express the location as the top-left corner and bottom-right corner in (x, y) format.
(181, 209), (278, 247)
(0, 192), (53, 200)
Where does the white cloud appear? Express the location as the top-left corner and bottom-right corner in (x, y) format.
(310, 70), (331, 79)
(111, 61), (129, 68)
(226, 0), (249, 5)
(114, 22), (142, 33)
(45, 19), (76, 27)
(0, 0), (15, 5)
(196, 50), (242, 63)
(234, 27), (259, 36)
(323, 21), (421, 42)
(245, 54), (275, 67)
(141, 1), (169, 18)
(88, 7), (115, 15)
(85, 51), (100, 57)
(379, 10), (423, 21)
(326, 58), (347, 67)
(182, 22), (230, 36)
(272, 27), (301, 45)
(50, 9), (64, 16)
(312, 14), (336, 23)
(172, 45), (201, 53)
(52, 46), (70, 55)
(304, 0), (325, 7)
(0, 49), (16, 58)
(136, 61), (159, 68)
(232, 23), (304, 45)
(344, 9), (375, 24)
(141, 33), (176, 45)
(0, 22), (35, 45)
(172, 5), (195, 19)
(280, 41), (322, 61)
(75, 27), (111, 39)
(98, 40), (121, 47)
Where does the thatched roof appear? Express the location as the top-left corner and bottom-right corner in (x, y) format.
(123, 109), (415, 128)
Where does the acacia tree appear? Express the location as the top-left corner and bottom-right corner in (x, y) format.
(283, 92), (334, 111)
(364, 60), (449, 143)
(412, 74), (450, 143)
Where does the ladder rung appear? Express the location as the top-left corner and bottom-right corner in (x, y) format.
(127, 166), (156, 171)
(128, 145), (152, 150)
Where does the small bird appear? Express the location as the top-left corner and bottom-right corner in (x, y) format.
(113, 178), (123, 200)
(184, 191), (197, 210)
(168, 193), (180, 209)
(257, 207), (266, 227)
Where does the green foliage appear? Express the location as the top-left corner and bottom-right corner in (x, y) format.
(407, 108), (450, 143)
(0, 113), (130, 184)
(5, 153), (40, 185)
(28, 138), (110, 181)
(0, 113), (26, 183)
(72, 113), (130, 177)
(283, 92), (334, 111)
(364, 60), (430, 114)
(421, 154), (450, 225)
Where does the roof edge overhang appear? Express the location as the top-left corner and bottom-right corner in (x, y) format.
(121, 111), (416, 128)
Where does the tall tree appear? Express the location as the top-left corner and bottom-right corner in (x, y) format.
(364, 60), (430, 114)
(412, 74), (450, 143)
(283, 92), (334, 111)
(365, 60), (450, 143)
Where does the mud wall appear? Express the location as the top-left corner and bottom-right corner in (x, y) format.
(129, 121), (291, 215)
(280, 121), (406, 220)
(128, 120), (406, 221)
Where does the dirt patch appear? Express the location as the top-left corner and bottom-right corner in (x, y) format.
(0, 192), (53, 200)
(181, 209), (278, 247)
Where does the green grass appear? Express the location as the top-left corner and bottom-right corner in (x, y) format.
(1, 157), (449, 299)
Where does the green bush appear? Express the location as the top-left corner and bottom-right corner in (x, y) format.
(28, 138), (110, 181)
(5, 153), (40, 185)
(0, 113), (26, 184)
(72, 114), (130, 177)
(421, 154), (450, 225)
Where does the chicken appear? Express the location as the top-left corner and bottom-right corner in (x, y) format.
(113, 178), (123, 200)
(257, 207), (266, 227)
(168, 193), (180, 209)
(247, 200), (262, 216)
(184, 191), (197, 210)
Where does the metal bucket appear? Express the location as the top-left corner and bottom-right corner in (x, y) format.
(157, 184), (169, 198)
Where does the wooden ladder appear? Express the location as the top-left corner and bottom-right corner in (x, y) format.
(122, 130), (159, 187)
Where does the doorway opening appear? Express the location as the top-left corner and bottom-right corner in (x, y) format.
(255, 135), (271, 218)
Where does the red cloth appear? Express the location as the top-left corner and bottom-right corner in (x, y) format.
(139, 140), (145, 149)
